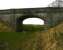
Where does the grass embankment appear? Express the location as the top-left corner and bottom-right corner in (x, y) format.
(0, 20), (63, 50)
(18, 23), (63, 50)
(36, 22), (63, 50)
(0, 32), (37, 50)
(0, 20), (15, 32)
(15, 23), (63, 50)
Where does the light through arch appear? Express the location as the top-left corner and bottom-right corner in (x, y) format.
(23, 18), (44, 25)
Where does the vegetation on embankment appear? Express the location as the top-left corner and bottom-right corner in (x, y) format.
(14, 23), (63, 50)
(19, 23), (63, 50)
(0, 32), (37, 50)
(36, 22), (63, 50)
(0, 20), (15, 32)
(22, 24), (49, 32)
(0, 20), (63, 50)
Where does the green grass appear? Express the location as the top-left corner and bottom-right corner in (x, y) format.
(22, 24), (49, 32)
(0, 32), (36, 50)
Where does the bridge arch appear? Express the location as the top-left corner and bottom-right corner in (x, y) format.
(16, 14), (47, 32)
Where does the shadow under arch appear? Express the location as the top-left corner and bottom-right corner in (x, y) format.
(16, 14), (46, 32)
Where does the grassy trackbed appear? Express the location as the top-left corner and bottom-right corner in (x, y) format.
(22, 24), (49, 31)
(0, 20), (63, 50)
(0, 32), (37, 50)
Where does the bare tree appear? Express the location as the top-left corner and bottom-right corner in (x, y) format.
(48, 0), (63, 7)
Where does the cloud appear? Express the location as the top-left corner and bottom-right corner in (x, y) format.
(0, 0), (55, 9)
(23, 18), (44, 25)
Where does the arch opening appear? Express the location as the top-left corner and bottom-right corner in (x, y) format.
(16, 17), (45, 32)
(23, 18), (45, 25)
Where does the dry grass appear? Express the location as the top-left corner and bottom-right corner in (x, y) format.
(19, 23), (63, 50)
(36, 22), (63, 50)
(0, 20), (15, 32)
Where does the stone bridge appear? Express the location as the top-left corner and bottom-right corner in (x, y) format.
(0, 7), (63, 31)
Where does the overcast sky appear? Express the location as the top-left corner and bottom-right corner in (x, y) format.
(23, 18), (44, 25)
(0, 0), (55, 10)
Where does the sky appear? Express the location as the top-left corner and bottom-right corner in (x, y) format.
(0, 0), (55, 10)
(23, 18), (44, 25)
